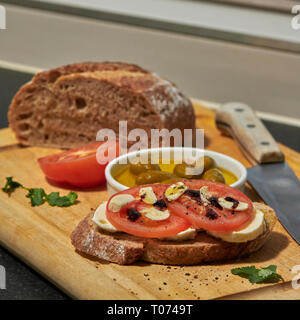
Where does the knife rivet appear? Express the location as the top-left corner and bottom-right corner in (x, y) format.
(247, 124), (256, 128)
(261, 141), (270, 146)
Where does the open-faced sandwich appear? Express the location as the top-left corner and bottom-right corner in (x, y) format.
(71, 180), (277, 265)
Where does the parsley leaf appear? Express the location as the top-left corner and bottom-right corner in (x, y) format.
(231, 265), (283, 284)
(2, 177), (23, 195)
(2, 177), (78, 208)
(46, 191), (78, 207)
(26, 188), (46, 206)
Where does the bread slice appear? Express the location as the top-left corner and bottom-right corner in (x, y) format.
(8, 62), (195, 149)
(70, 202), (277, 265)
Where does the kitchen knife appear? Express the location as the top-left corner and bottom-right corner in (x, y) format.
(215, 102), (300, 245)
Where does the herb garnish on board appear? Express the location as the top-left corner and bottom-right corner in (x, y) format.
(231, 265), (283, 284)
(2, 177), (78, 207)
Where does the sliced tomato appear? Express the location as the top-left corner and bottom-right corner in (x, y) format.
(166, 180), (254, 232)
(38, 141), (119, 187)
(106, 185), (191, 238)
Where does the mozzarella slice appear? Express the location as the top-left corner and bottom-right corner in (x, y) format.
(92, 201), (118, 233)
(162, 228), (197, 241)
(108, 194), (135, 212)
(165, 182), (188, 201)
(207, 209), (265, 243)
(92, 202), (196, 241)
(141, 207), (170, 221)
(139, 187), (157, 204)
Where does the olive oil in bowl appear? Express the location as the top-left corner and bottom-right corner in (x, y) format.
(114, 160), (237, 188)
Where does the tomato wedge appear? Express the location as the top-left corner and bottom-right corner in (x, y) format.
(166, 180), (254, 232)
(38, 141), (119, 187)
(106, 185), (191, 238)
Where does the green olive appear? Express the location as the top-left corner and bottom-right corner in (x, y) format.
(173, 163), (204, 179)
(135, 170), (177, 185)
(129, 162), (161, 175)
(161, 177), (185, 184)
(173, 163), (194, 179)
(203, 156), (216, 172)
(201, 168), (225, 183)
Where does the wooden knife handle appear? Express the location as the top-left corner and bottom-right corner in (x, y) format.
(215, 102), (284, 164)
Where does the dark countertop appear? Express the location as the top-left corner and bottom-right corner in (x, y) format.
(0, 67), (299, 300)
(0, 68), (70, 300)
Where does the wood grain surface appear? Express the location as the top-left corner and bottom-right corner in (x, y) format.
(0, 101), (299, 300)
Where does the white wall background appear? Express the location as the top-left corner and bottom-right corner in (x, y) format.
(0, 4), (300, 120)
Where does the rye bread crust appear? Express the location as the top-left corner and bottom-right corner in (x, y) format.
(8, 62), (195, 149)
(70, 202), (277, 265)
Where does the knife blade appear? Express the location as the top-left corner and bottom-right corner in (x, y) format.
(215, 102), (300, 245)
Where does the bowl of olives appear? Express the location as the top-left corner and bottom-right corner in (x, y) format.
(105, 147), (247, 196)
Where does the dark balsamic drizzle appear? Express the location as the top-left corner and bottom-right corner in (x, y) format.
(208, 197), (223, 210)
(153, 199), (167, 210)
(184, 189), (202, 204)
(225, 196), (239, 209)
(127, 208), (141, 222)
(205, 208), (219, 220)
(184, 189), (200, 198)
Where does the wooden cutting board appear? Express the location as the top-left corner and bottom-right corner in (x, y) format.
(0, 101), (300, 300)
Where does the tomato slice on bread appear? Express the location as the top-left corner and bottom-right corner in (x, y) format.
(38, 141), (119, 187)
(106, 184), (191, 238)
(166, 180), (254, 232)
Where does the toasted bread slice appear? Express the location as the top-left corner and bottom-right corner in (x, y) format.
(70, 202), (277, 265)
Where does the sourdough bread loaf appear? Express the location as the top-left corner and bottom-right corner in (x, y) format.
(8, 62), (195, 148)
(70, 202), (277, 265)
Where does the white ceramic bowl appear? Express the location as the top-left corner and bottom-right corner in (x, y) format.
(105, 147), (247, 197)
